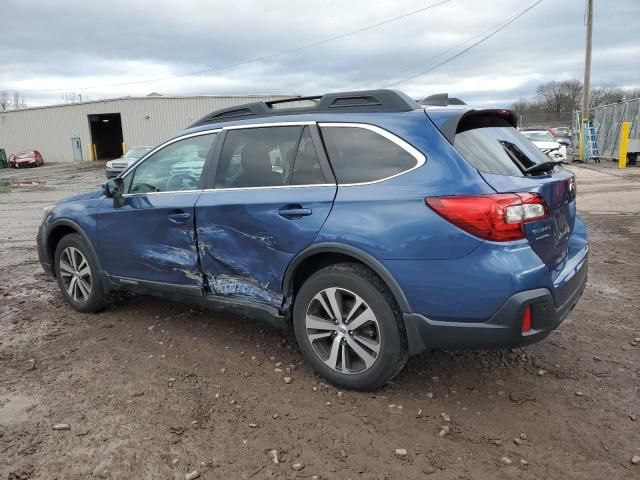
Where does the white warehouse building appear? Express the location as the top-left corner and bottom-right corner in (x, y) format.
(0, 94), (295, 163)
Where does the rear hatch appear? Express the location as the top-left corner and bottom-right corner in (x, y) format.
(434, 109), (577, 270)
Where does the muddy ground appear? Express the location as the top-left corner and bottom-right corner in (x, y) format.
(0, 162), (639, 480)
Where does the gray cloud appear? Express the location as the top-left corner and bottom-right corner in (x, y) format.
(2, 0), (639, 107)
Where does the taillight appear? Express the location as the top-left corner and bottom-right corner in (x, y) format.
(425, 193), (549, 242)
(522, 305), (532, 333)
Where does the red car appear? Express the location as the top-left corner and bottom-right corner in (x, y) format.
(8, 150), (44, 168)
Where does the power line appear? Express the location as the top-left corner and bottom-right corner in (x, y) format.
(384, 0), (545, 87)
(17, 0), (453, 93)
(371, 17), (513, 88)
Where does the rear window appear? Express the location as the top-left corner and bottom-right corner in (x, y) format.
(320, 125), (419, 184)
(454, 117), (551, 176)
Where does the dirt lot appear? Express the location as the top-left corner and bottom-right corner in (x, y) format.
(1, 162), (639, 480)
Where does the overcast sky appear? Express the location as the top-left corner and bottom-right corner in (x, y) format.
(2, 0), (639, 107)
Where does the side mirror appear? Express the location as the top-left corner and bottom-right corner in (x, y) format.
(102, 177), (125, 208)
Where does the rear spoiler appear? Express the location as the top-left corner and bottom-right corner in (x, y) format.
(425, 108), (518, 144)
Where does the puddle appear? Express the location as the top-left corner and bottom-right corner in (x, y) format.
(0, 393), (37, 425)
(0, 178), (48, 193)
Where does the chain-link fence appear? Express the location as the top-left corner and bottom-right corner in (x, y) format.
(518, 111), (573, 128)
(575, 98), (640, 160)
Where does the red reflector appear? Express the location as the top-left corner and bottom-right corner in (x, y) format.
(425, 193), (548, 242)
(522, 306), (532, 333)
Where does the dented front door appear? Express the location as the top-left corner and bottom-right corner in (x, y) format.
(195, 185), (336, 309)
(96, 131), (218, 288)
(97, 192), (203, 287)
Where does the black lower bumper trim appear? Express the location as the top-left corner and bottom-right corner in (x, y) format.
(403, 272), (587, 355)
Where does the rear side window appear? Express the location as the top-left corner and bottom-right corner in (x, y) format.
(454, 116), (551, 176)
(320, 125), (419, 184)
(215, 126), (328, 188)
(215, 126), (302, 188)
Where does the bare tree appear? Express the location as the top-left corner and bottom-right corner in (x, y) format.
(536, 80), (583, 114)
(623, 88), (640, 100)
(11, 91), (26, 109)
(590, 86), (625, 107)
(513, 82), (640, 128)
(61, 92), (86, 103)
(510, 98), (533, 114)
(62, 92), (78, 103)
(0, 91), (9, 110)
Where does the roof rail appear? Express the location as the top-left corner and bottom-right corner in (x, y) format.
(419, 93), (467, 106)
(189, 89), (420, 127)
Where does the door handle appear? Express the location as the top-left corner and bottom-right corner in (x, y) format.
(278, 206), (312, 218)
(167, 212), (191, 223)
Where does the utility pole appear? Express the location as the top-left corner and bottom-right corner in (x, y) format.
(580, 0), (593, 161)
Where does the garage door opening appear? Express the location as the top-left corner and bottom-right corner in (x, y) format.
(88, 113), (123, 160)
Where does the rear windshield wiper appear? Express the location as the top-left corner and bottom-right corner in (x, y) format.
(523, 160), (563, 175)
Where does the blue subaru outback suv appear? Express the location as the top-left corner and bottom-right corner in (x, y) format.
(37, 90), (588, 390)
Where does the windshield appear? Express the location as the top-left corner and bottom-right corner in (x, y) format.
(15, 152), (35, 158)
(521, 131), (555, 142)
(125, 147), (152, 159)
(454, 119), (553, 176)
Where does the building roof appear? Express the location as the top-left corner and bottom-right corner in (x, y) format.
(0, 94), (301, 114)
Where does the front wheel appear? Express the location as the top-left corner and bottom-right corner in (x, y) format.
(54, 234), (107, 312)
(293, 263), (408, 390)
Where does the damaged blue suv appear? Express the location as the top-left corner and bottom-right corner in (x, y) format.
(37, 90), (588, 390)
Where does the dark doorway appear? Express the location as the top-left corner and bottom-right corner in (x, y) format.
(88, 113), (123, 160)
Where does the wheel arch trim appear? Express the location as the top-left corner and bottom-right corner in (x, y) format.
(283, 243), (411, 313)
(46, 219), (103, 274)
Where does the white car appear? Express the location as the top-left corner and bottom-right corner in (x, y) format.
(105, 146), (154, 178)
(520, 129), (566, 161)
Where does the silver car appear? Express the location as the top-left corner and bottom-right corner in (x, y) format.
(105, 146), (154, 179)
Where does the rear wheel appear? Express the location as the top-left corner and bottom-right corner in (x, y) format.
(293, 263), (408, 390)
(54, 234), (107, 312)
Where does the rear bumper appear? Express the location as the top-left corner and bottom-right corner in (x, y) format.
(15, 161), (38, 168)
(404, 259), (588, 355)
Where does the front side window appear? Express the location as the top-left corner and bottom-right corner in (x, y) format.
(215, 126), (303, 188)
(129, 133), (216, 193)
(320, 126), (419, 184)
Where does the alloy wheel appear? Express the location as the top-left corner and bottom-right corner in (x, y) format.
(59, 247), (92, 303)
(305, 287), (381, 374)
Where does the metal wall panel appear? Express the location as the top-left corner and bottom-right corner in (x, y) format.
(0, 96), (295, 163)
(591, 98), (640, 159)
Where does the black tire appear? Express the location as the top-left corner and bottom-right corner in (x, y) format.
(54, 233), (107, 313)
(293, 262), (408, 390)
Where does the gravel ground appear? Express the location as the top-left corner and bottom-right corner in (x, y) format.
(0, 162), (639, 480)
